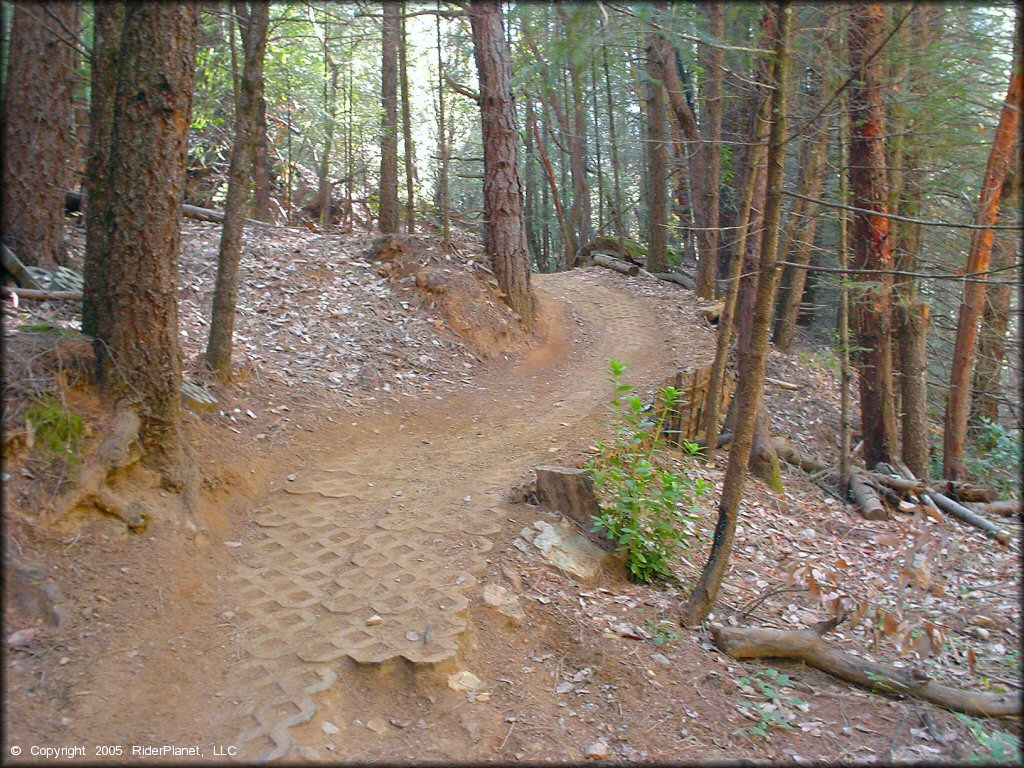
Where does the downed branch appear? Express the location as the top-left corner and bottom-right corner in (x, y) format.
(937, 480), (998, 504)
(651, 270), (697, 290)
(927, 491), (1010, 546)
(774, 437), (829, 474)
(65, 189), (278, 229)
(592, 253), (639, 276)
(711, 621), (1022, 718)
(868, 472), (926, 495)
(970, 499), (1022, 518)
(2, 287), (82, 302)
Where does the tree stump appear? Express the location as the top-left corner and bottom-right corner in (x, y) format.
(535, 465), (604, 541)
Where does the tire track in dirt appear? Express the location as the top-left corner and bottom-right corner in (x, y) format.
(219, 272), (683, 760)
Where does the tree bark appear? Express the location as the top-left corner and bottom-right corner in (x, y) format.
(88, 2), (200, 480)
(400, 3), (416, 233)
(943, 23), (1022, 480)
(600, 22), (626, 241)
(971, 165), (1018, 429)
(682, 2), (790, 627)
(378, 0), (401, 233)
(1, 0), (80, 268)
(695, 2), (725, 300)
(470, 0), (534, 322)
(644, 26), (670, 274)
(205, 2), (270, 380)
(434, 11), (450, 247)
(847, 3), (898, 470)
(774, 15), (834, 351)
(82, 2), (125, 338)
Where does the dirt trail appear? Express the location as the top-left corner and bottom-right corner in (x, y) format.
(207, 272), (682, 760)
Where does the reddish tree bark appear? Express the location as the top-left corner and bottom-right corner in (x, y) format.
(88, 2), (200, 479)
(847, 3), (898, 470)
(645, 27), (670, 273)
(1, 1), (80, 268)
(695, 2), (725, 299)
(470, 0), (534, 322)
(944, 25), (1022, 480)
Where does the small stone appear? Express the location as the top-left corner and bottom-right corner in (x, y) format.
(321, 721), (340, 735)
(298, 746), (320, 760)
(286, 474), (297, 482)
(60, 717), (72, 727)
(366, 718), (388, 735)
(483, 583), (526, 627)
(6, 628), (37, 647)
(59, 657), (71, 666)
(649, 653), (671, 666)
(221, 611), (236, 621)
(224, 541), (243, 548)
(366, 615), (383, 626)
(389, 718), (412, 729)
(406, 630), (421, 642)
(555, 682), (575, 694)
(585, 741), (609, 760)
(971, 615), (994, 628)
(975, 627), (991, 641)
(447, 670), (483, 692)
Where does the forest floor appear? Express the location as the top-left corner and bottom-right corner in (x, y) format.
(2, 224), (1021, 764)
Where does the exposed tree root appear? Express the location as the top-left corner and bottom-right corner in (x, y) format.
(45, 408), (150, 531)
(711, 620), (1022, 718)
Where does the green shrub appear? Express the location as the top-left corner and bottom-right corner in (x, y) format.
(586, 360), (709, 583)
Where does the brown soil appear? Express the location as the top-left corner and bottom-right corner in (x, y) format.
(3, 259), (1020, 764)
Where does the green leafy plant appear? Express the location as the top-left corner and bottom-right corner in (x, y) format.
(966, 418), (1021, 498)
(23, 393), (84, 459)
(586, 360), (709, 583)
(644, 618), (680, 646)
(954, 713), (1022, 764)
(736, 668), (808, 740)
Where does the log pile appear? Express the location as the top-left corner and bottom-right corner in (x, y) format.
(773, 439), (1016, 546)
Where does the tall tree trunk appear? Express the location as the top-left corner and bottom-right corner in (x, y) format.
(379, 0), (401, 233)
(600, 23), (625, 241)
(250, 40), (273, 222)
(470, 0), (534, 322)
(206, 1), (270, 379)
(774, 20), (834, 351)
(645, 27), (670, 273)
(434, 9), (450, 247)
(695, 2), (725, 299)
(400, 2), (416, 233)
(891, 4), (935, 481)
(943, 18), (1022, 482)
(1, 0), (80, 268)
(83, 2), (126, 338)
(972, 164), (1019, 430)
(87, 2), (200, 480)
(847, 2), (898, 470)
(523, 96), (541, 267)
(683, 1), (791, 627)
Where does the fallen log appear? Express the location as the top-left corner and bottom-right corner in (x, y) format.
(928, 491), (1010, 546)
(3, 287), (82, 302)
(711, 621), (1022, 718)
(892, 457), (944, 518)
(65, 189), (277, 229)
(774, 437), (829, 474)
(651, 271), (697, 290)
(970, 500), (1021, 518)
(849, 470), (887, 520)
(592, 253), (639, 276)
(697, 301), (725, 323)
(938, 481), (998, 504)
(868, 472), (926, 495)
(765, 376), (801, 391)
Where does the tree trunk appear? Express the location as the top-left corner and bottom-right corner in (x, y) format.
(971, 166), (1018, 429)
(943, 20), (1022, 481)
(847, 2), (898, 470)
(434, 12), (450, 247)
(644, 27), (670, 274)
(682, 1), (791, 627)
(400, 3), (416, 233)
(695, 2), (725, 300)
(559, 8), (592, 250)
(470, 0), (534, 322)
(601, 23), (625, 241)
(88, 2), (200, 480)
(1, 0), (80, 268)
(205, 2), (270, 380)
(82, 2), (125, 338)
(378, 0), (401, 233)
(774, 16), (834, 350)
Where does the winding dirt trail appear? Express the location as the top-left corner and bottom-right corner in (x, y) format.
(219, 271), (687, 760)
(56, 271), (705, 763)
